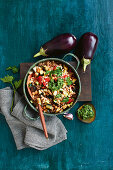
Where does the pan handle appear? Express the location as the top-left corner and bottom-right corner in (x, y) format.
(23, 105), (39, 121)
(62, 53), (80, 70)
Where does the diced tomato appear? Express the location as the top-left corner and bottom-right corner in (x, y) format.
(63, 75), (68, 79)
(37, 76), (42, 84)
(43, 82), (47, 86)
(54, 78), (57, 82)
(45, 77), (50, 82)
(70, 85), (72, 88)
(53, 66), (57, 70)
(67, 98), (74, 104)
(37, 76), (42, 81)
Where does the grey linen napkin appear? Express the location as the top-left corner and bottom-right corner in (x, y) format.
(0, 87), (67, 150)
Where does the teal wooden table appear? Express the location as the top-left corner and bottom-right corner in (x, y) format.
(0, 0), (113, 169)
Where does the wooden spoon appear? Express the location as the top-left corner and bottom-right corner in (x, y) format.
(37, 102), (48, 139)
(77, 103), (96, 123)
(27, 74), (48, 139)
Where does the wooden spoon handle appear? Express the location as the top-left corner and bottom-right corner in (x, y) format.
(38, 104), (48, 139)
(27, 75), (48, 138)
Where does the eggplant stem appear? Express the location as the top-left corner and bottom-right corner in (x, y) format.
(34, 48), (48, 57)
(81, 57), (91, 72)
(83, 64), (87, 72)
(34, 52), (41, 57)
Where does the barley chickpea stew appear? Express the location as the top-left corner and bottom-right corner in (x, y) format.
(27, 60), (79, 113)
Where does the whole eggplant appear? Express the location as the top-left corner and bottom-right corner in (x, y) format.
(34, 33), (77, 57)
(74, 32), (98, 72)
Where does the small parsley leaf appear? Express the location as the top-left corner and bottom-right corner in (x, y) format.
(54, 67), (62, 77)
(56, 94), (61, 98)
(14, 80), (22, 89)
(66, 77), (73, 85)
(61, 97), (69, 103)
(0, 75), (14, 83)
(49, 68), (62, 78)
(48, 78), (64, 91)
(45, 70), (50, 75)
(6, 66), (19, 73)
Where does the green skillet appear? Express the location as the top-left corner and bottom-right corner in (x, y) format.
(23, 53), (81, 120)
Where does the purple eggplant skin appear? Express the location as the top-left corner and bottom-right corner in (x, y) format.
(34, 33), (77, 57)
(74, 32), (98, 72)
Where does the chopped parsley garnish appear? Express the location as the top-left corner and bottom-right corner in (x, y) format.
(61, 97), (69, 103)
(66, 77), (73, 85)
(48, 78), (64, 91)
(45, 70), (50, 75)
(54, 67), (62, 76)
(49, 67), (62, 77)
(56, 94), (61, 98)
(57, 77), (64, 88)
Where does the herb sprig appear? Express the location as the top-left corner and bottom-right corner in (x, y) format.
(0, 66), (22, 112)
(6, 66), (19, 73)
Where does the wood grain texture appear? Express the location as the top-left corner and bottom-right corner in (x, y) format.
(0, 0), (113, 169)
(20, 62), (92, 101)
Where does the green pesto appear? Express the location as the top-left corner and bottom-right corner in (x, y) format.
(77, 105), (94, 120)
